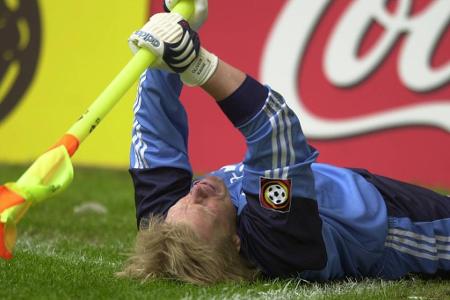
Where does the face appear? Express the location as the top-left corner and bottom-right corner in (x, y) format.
(166, 176), (239, 246)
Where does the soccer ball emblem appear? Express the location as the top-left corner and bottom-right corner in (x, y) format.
(264, 184), (288, 205)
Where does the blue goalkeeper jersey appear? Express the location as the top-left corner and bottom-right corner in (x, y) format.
(129, 70), (389, 280)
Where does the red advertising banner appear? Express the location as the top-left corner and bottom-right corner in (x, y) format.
(151, 0), (450, 188)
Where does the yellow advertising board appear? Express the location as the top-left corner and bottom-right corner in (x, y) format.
(0, 0), (149, 168)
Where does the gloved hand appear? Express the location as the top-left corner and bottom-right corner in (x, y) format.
(129, 13), (200, 73)
(163, 0), (208, 30)
(129, 12), (218, 87)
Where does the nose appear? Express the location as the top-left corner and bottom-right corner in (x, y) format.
(191, 184), (208, 200)
(191, 183), (209, 202)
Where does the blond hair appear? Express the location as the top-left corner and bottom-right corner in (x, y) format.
(118, 216), (258, 285)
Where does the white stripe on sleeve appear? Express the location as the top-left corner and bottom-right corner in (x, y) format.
(385, 228), (450, 261)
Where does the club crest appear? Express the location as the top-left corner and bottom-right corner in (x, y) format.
(259, 177), (292, 212)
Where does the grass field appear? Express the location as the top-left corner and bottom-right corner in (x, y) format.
(1, 164), (449, 300)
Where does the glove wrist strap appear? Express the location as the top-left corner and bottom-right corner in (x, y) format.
(181, 47), (218, 87)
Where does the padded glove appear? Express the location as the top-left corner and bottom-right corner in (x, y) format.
(128, 13), (200, 73)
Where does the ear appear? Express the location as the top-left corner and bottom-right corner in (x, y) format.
(232, 234), (241, 252)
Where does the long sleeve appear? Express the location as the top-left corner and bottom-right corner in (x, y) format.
(129, 70), (192, 226)
(218, 76), (327, 276)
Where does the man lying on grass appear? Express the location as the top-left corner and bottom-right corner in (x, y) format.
(119, 1), (450, 285)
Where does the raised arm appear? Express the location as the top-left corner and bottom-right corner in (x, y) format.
(129, 70), (192, 227)
(202, 63), (325, 275)
(127, 11), (206, 226)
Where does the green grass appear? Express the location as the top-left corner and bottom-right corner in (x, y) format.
(1, 164), (449, 299)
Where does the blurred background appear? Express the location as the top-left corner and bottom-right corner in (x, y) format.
(0, 0), (449, 188)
